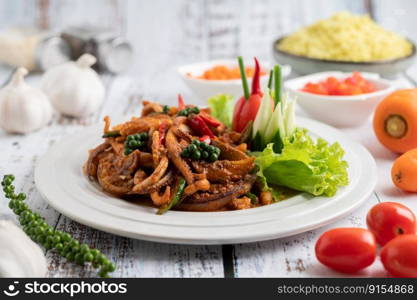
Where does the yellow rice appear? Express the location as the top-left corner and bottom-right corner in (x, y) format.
(277, 12), (413, 62)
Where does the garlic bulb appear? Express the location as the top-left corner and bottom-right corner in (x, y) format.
(0, 220), (47, 277)
(41, 53), (105, 117)
(0, 67), (52, 134)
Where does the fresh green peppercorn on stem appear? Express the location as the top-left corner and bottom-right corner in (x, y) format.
(124, 132), (149, 155)
(1, 174), (116, 278)
(177, 106), (200, 117)
(181, 139), (221, 162)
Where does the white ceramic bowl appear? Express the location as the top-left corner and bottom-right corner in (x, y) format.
(284, 71), (396, 127)
(178, 59), (290, 101)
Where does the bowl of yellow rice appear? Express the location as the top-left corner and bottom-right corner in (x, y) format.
(274, 12), (415, 77)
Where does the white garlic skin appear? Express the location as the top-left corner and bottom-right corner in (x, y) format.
(41, 53), (105, 117)
(0, 220), (47, 277)
(0, 67), (52, 134)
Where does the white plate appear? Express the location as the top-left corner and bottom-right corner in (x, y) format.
(35, 117), (376, 245)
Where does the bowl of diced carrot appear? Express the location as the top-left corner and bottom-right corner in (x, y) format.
(284, 71), (396, 127)
(178, 59), (289, 101)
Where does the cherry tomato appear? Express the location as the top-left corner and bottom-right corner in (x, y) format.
(366, 202), (416, 246)
(302, 72), (376, 96)
(324, 77), (339, 94)
(302, 82), (328, 95)
(315, 228), (377, 273)
(381, 235), (417, 278)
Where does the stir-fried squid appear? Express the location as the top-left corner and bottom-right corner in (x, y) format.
(84, 100), (263, 213)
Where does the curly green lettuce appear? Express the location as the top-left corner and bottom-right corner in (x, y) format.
(207, 94), (234, 127)
(255, 128), (349, 197)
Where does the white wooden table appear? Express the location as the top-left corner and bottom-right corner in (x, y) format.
(1, 63), (417, 278)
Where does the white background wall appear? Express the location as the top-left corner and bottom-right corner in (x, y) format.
(0, 0), (416, 100)
(1, 0), (416, 71)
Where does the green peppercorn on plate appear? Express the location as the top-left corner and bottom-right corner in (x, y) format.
(34, 117), (376, 245)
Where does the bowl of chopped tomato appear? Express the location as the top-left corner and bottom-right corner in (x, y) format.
(284, 71), (395, 127)
(178, 59), (290, 101)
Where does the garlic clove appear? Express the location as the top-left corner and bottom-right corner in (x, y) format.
(0, 220), (47, 277)
(41, 53), (105, 118)
(0, 67), (53, 134)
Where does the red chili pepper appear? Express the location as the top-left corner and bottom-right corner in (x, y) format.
(232, 57), (264, 133)
(199, 113), (221, 127)
(187, 115), (214, 138)
(199, 135), (211, 144)
(159, 121), (169, 145)
(251, 57), (262, 96)
(178, 94), (186, 110)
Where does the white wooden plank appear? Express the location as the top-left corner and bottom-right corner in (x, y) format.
(373, 0), (417, 42)
(0, 0), (37, 29)
(233, 193), (382, 277)
(47, 0), (125, 32)
(47, 216), (224, 278)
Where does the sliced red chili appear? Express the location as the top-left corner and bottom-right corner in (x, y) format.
(188, 115), (214, 138)
(159, 121), (169, 145)
(177, 94), (186, 110)
(199, 113), (221, 127)
(251, 57), (262, 96)
(199, 135), (211, 144)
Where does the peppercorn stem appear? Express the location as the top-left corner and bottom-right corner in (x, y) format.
(1, 174), (115, 278)
(238, 56), (250, 100)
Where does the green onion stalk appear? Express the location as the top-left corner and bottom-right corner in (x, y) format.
(274, 65), (282, 105)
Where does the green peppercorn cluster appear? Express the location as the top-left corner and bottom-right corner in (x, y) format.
(124, 132), (149, 155)
(1, 174), (115, 278)
(181, 140), (220, 162)
(177, 106), (200, 117)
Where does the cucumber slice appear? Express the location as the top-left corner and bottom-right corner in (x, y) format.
(252, 89), (273, 139)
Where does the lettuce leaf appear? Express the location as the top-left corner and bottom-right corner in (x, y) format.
(207, 94), (234, 127)
(255, 128), (349, 197)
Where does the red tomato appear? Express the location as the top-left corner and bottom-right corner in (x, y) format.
(381, 235), (417, 278)
(344, 71), (362, 85)
(366, 202), (416, 246)
(315, 228), (377, 273)
(301, 72), (376, 96)
(335, 83), (353, 95)
(324, 77), (339, 94)
(302, 82), (328, 95)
